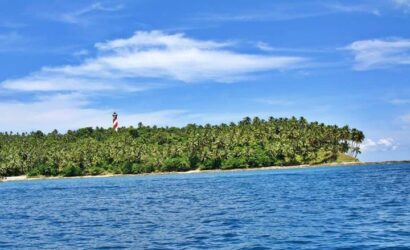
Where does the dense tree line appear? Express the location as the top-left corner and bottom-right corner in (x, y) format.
(0, 116), (364, 178)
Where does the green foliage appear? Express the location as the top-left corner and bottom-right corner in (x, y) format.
(222, 157), (247, 169)
(27, 164), (58, 177)
(27, 168), (41, 177)
(0, 116), (364, 177)
(120, 162), (133, 174)
(335, 153), (359, 163)
(84, 167), (104, 176)
(198, 158), (222, 170)
(162, 157), (190, 172)
(61, 164), (82, 177)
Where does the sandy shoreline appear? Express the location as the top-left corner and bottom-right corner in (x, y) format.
(1, 161), (408, 183)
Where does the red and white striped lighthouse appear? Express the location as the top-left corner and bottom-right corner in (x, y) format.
(112, 112), (118, 132)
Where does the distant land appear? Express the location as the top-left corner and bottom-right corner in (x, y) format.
(0, 116), (365, 178)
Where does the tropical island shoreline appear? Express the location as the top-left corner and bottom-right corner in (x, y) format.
(0, 116), (367, 179)
(2, 160), (409, 183)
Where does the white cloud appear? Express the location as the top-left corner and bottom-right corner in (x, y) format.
(1, 31), (306, 92)
(0, 21), (26, 29)
(346, 38), (410, 70)
(73, 49), (89, 57)
(192, 12), (327, 23)
(0, 93), (100, 132)
(255, 41), (330, 53)
(0, 93), (190, 132)
(256, 42), (275, 52)
(0, 93), (274, 132)
(392, 0), (410, 8)
(401, 114), (410, 123)
(94, 31), (230, 51)
(56, 31), (304, 82)
(253, 98), (295, 106)
(0, 32), (18, 43)
(60, 2), (123, 24)
(323, 3), (381, 15)
(389, 98), (410, 105)
(0, 31), (309, 132)
(2, 75), (145, 92)
(0, 32), (24, 52)
(193, 2), (381, 23)
(361, 137), (399, 152)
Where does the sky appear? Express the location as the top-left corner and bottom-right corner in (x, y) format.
(0, 0), (410, 162)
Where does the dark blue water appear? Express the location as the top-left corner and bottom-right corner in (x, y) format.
(1, 164), (409, 249)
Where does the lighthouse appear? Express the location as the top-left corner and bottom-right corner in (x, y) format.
(112, 112), (118, 132)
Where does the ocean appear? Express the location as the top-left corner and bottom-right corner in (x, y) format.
(1, 164), (409, 249)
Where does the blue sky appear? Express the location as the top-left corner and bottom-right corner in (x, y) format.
(1, 0), (410, 161)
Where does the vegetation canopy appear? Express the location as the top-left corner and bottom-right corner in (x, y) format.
(0, 116), (364, 178)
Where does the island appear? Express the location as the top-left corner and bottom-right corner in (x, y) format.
(0, 116), (364, 178)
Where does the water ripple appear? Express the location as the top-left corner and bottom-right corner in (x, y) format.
(1, 164), (410, 249)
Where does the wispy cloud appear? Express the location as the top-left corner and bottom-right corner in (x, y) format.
(0, 32), (20, 43)
(389, 98), (410, 105)
(392, 0), (410, 8)
(192, 2), (381, 23)
(253, 98), (295, 106)
(59, 2), (123, 24)
(1, 75), (146, 92)
(1, 30), (306, 92)
(255, 42), (276, 52)
(193, 8), (330, 23)
(401, 113), (410, 123)
(361, 137), (399, 152)
(0, 32), (24, 52)
(391, 0), (410, 14)
(193, 11), (328, 22)
(346, 38), (410, 70)
(323, 2), (381, 16)
(0, 21), (26, 29)
(255, 41), (330, 53)
(73, 49), (89, 57)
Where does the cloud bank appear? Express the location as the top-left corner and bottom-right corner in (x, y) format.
(0, 93), (192, 132)
(0, 30), (308, 132)
(2, 31), (306, 93)
(347, 38), (410, 70)
(361, 137), (399, 152)
(393, 0), (410, 8)
(0, 93), (273, 132)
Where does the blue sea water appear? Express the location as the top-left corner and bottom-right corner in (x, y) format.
(1, 164), (409, 249)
